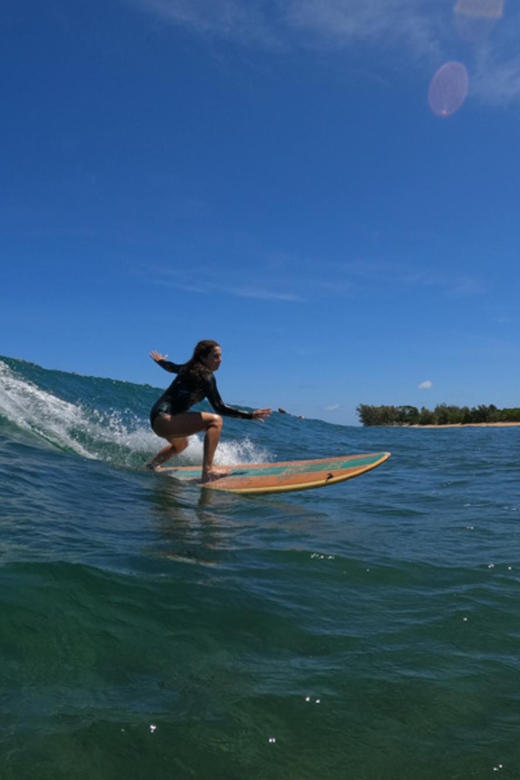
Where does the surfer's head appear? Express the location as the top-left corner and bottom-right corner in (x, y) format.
(190, 340), (222, 373)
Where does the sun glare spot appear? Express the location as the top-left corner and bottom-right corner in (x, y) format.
(428, 62), (469, 117)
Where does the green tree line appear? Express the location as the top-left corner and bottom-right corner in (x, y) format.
(356, 404), (520, 426)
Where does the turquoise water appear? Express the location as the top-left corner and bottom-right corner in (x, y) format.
(1, 356), (519, 779)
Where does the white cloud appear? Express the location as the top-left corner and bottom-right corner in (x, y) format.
(324, 403), (340, 411)
(418, 380), (433, 389)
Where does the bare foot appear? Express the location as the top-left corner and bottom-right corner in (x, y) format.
(201, 468), (231, 484)
(145, 462), (163, 472)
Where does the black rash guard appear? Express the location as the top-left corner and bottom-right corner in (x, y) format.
(150, 359), (253, 427)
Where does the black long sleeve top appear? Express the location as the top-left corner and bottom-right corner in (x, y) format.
(150, 359), (253, 422)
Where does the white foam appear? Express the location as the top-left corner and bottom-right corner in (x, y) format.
(0, 361), (271, 467)
(182, 435), (271, 467)
(0, 361), (94, 457)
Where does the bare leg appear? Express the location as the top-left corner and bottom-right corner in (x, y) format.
(201, 415), (224, 482)
(145, 437), (189, 470)
(146, 412), (226, 481)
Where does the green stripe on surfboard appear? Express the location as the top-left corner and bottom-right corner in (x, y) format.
(159, 452), (391, 495)
(170, 453), (384, 479)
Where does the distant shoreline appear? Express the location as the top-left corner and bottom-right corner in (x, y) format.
(357, 404), (520, 427)
(407, 422), (520, 429)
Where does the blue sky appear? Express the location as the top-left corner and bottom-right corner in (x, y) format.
(1, 0), (519, 424)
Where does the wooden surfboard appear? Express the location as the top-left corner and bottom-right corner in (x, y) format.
(158, 451), (391, 495)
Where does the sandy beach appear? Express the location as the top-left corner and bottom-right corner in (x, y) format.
(410, 422), (520, 428)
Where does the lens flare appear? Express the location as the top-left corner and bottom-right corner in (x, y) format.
(428, 62), (469, 117)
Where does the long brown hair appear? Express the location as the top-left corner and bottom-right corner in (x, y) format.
(181, 340), (220, 378)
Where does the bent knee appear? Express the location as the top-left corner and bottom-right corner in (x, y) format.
(208, 414), (223, 429)
(166, 436), (189, 450)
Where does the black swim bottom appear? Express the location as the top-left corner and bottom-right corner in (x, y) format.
(150, 399), (174, 428)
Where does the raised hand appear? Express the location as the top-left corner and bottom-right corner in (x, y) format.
(252, 408), (272, 422)
(150, 350), (168, 363)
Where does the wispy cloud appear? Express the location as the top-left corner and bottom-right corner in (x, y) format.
(449, 330), (520, 357)
(129, 0), (520, 106)
(418, 379), (433, 389)
(473, 48), (520, 105)
(330, 261), (485, 298)
(220, 284), (300, 301)
(138, 252), (486, 305)
(130, 0), (442, 55)
(324, 403), (340, 411)
(137, 250), (364, 301)
(284, 0), (442, 59)
(404, 270), (485, 298)
(127, 0), (284, 48)
(139, 264), (303, 301)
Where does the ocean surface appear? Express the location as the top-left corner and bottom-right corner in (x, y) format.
(1, 356), (519, 780)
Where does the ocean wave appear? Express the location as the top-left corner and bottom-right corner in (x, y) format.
(0, 359), (271, 468)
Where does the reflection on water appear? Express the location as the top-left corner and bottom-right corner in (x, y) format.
(145, 479), (231, 566)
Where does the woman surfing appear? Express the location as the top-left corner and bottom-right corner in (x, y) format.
(146, 340), (271, 482)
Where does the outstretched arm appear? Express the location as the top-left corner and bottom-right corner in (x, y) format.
(149, 350), (182, 374)
(205, 375), (271, 421)
(250, 408), (271, 422)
